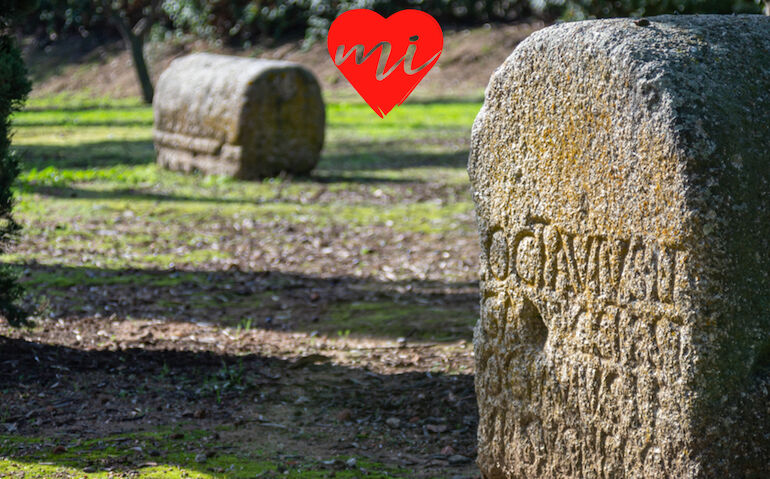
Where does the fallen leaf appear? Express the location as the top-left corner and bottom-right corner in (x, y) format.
(289, 354), (331, 369)
(426, 424), (448, 433)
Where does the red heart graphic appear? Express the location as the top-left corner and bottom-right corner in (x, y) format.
(327, 9), (443, 118)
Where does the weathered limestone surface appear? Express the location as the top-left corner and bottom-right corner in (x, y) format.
(469, 15), (770, 479)
(153, 53), (324, 179)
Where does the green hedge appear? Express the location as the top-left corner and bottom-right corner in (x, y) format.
(0, 3), (32, 326)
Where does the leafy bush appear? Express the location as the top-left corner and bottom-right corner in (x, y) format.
(0, 4), (32, 326)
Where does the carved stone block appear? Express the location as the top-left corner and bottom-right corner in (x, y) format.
(469, 15), (770, 479)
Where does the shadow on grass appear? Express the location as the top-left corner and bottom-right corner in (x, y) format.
(13, 119), (153, 128)
(20, 263), (478, 342)
(21, 105), (147, 113)
(0, 335), (476, 478)
(320, 146), (469, 172)
(15, 140), (155, 170)
(21, 174), (419, 203)
(14, 137), (468, 175)
(21, 184), (299, 204)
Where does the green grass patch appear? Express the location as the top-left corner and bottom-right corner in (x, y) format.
(7, 95), (479, 334)
(21, 268), (208, 289)
(12, 106), (154, 127)
(9, 193), (472, 270)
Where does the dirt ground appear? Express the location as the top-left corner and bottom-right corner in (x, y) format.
(1, 324), (477, 477)
(1, 194), (483, 476)
(1, 183), (482, 476)
(22, 21), (545, 100)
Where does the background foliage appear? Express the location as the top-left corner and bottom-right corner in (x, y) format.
(20, 0), (763, 48)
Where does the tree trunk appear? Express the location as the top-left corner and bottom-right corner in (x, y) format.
(765, 1), (770, 16)
(125, 32), (153, 104)
(106, 3), (154, 104)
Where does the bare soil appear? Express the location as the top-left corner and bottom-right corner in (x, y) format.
(1, 324), (477, 476)
(2, 183), (483, 476)
(22, 21), (545, 100)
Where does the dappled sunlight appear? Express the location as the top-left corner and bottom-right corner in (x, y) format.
(13, 264), (478, 343)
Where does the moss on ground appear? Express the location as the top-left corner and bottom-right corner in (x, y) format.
(327, 300), (475, 341)
(0, 429), (414, 478)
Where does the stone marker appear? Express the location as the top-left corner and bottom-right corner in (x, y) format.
(153, 53), (324, 179)
(469, 15), (770, 479)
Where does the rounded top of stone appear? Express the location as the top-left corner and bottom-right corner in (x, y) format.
(509, 14), (770, 71)
(529, 14), (770, 40)
(165, 52), (304, 76)
(153, 52), (323, 147)
(472, 14), (770, 245)
(156, 53), (316, 101)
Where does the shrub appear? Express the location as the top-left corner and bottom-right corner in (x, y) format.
(0, 4), (32, 326)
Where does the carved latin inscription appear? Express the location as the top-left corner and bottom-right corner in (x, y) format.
(476, 218), (691, 477)
(485, 219), (687, 309)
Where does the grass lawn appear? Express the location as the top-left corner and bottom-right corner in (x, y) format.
(12, 95), (478, 246)
(9, 93), (482, 333)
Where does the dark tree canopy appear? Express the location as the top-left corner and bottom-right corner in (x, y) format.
(21, 1), (761, 52)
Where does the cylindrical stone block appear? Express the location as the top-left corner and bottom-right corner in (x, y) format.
(153, 53), (325, 179)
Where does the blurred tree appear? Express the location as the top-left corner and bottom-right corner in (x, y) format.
(101, 0), (160, 103)
(0, 0), (33, 326)
(161, 0), (533, 47)
(24, 1), (765, 53)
